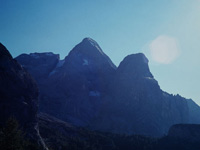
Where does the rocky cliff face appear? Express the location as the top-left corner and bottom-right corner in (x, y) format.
(0, 43), (47, 149)
(16, 38), (116, 126)
(16, 38), (200, 137)
(89, 53), (191, 136)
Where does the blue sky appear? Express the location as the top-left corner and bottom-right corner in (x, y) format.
(0, 0), (200, 104)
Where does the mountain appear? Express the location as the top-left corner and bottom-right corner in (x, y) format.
(0, 43), (47, 149)
(89, 53), (200, 136)
(16, 38), (200, 137)
(16, 52), (59, 83)
(16, 38), (116, 126)
(38, 113), (117, 150)
(38, 113), (200, 150)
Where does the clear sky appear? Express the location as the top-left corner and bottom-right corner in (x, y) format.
(0, 0), (200, 104)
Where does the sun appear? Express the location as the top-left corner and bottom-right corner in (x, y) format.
(149, 35), (180, 64)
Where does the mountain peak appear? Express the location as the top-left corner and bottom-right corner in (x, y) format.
(125, 53), (149, 64)
(117, 53), (153, 78)
(66, 38), (116, 69)
(82, 37), (97, 44)
(0, 43), (12, 59)
(71, 37), (105, 56)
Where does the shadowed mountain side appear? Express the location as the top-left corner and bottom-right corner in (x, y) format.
(16, 38), (200, 137)
(168, 124), (200, 141)
(38, 113), (200, 150)
(38, 113), (155, 150)
(89, 54), (200, 136)
(0, 43), (47, 149)
(16, 38), (117, 126)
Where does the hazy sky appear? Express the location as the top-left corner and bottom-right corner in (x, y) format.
(0, 0), (200, 104)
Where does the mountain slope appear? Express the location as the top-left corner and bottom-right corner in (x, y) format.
(89, 53), (197, 136)
(16, 38), (116, 126)
(0, 43), (47, 149)
(16, 38), (200, 137)
(39, 113), (200, 150)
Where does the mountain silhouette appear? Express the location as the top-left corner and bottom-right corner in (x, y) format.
(16, 38), (200, 137)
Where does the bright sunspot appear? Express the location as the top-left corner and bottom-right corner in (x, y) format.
(149, 35), (180, 64)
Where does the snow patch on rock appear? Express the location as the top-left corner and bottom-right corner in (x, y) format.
(83, 59), (89, 66)
(145, 77), (154, 80)
(86, 38), (104, 55)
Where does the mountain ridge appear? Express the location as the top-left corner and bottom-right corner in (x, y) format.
(15, 37), (200, 137)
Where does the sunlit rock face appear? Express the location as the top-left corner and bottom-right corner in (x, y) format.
(0, 43), (47, 149)
(16, 38), (200, 137)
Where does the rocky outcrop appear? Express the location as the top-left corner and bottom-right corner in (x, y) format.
(16, 38), (200, 137)
(0, 43), (47, 149)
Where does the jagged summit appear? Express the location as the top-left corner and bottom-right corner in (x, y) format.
(18, 52), (59, 59)
(30, 52), (56, 57)
(82, 37), (100, 46)
(117, 53), (153, 78)
(126, 53), (149, 63)
(66, 38), (116, 69)
(69, 37), (105, 57)
(0, 43), (12, 59)
(82, 37), (98, 44)
(16, 52), (59, 81)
